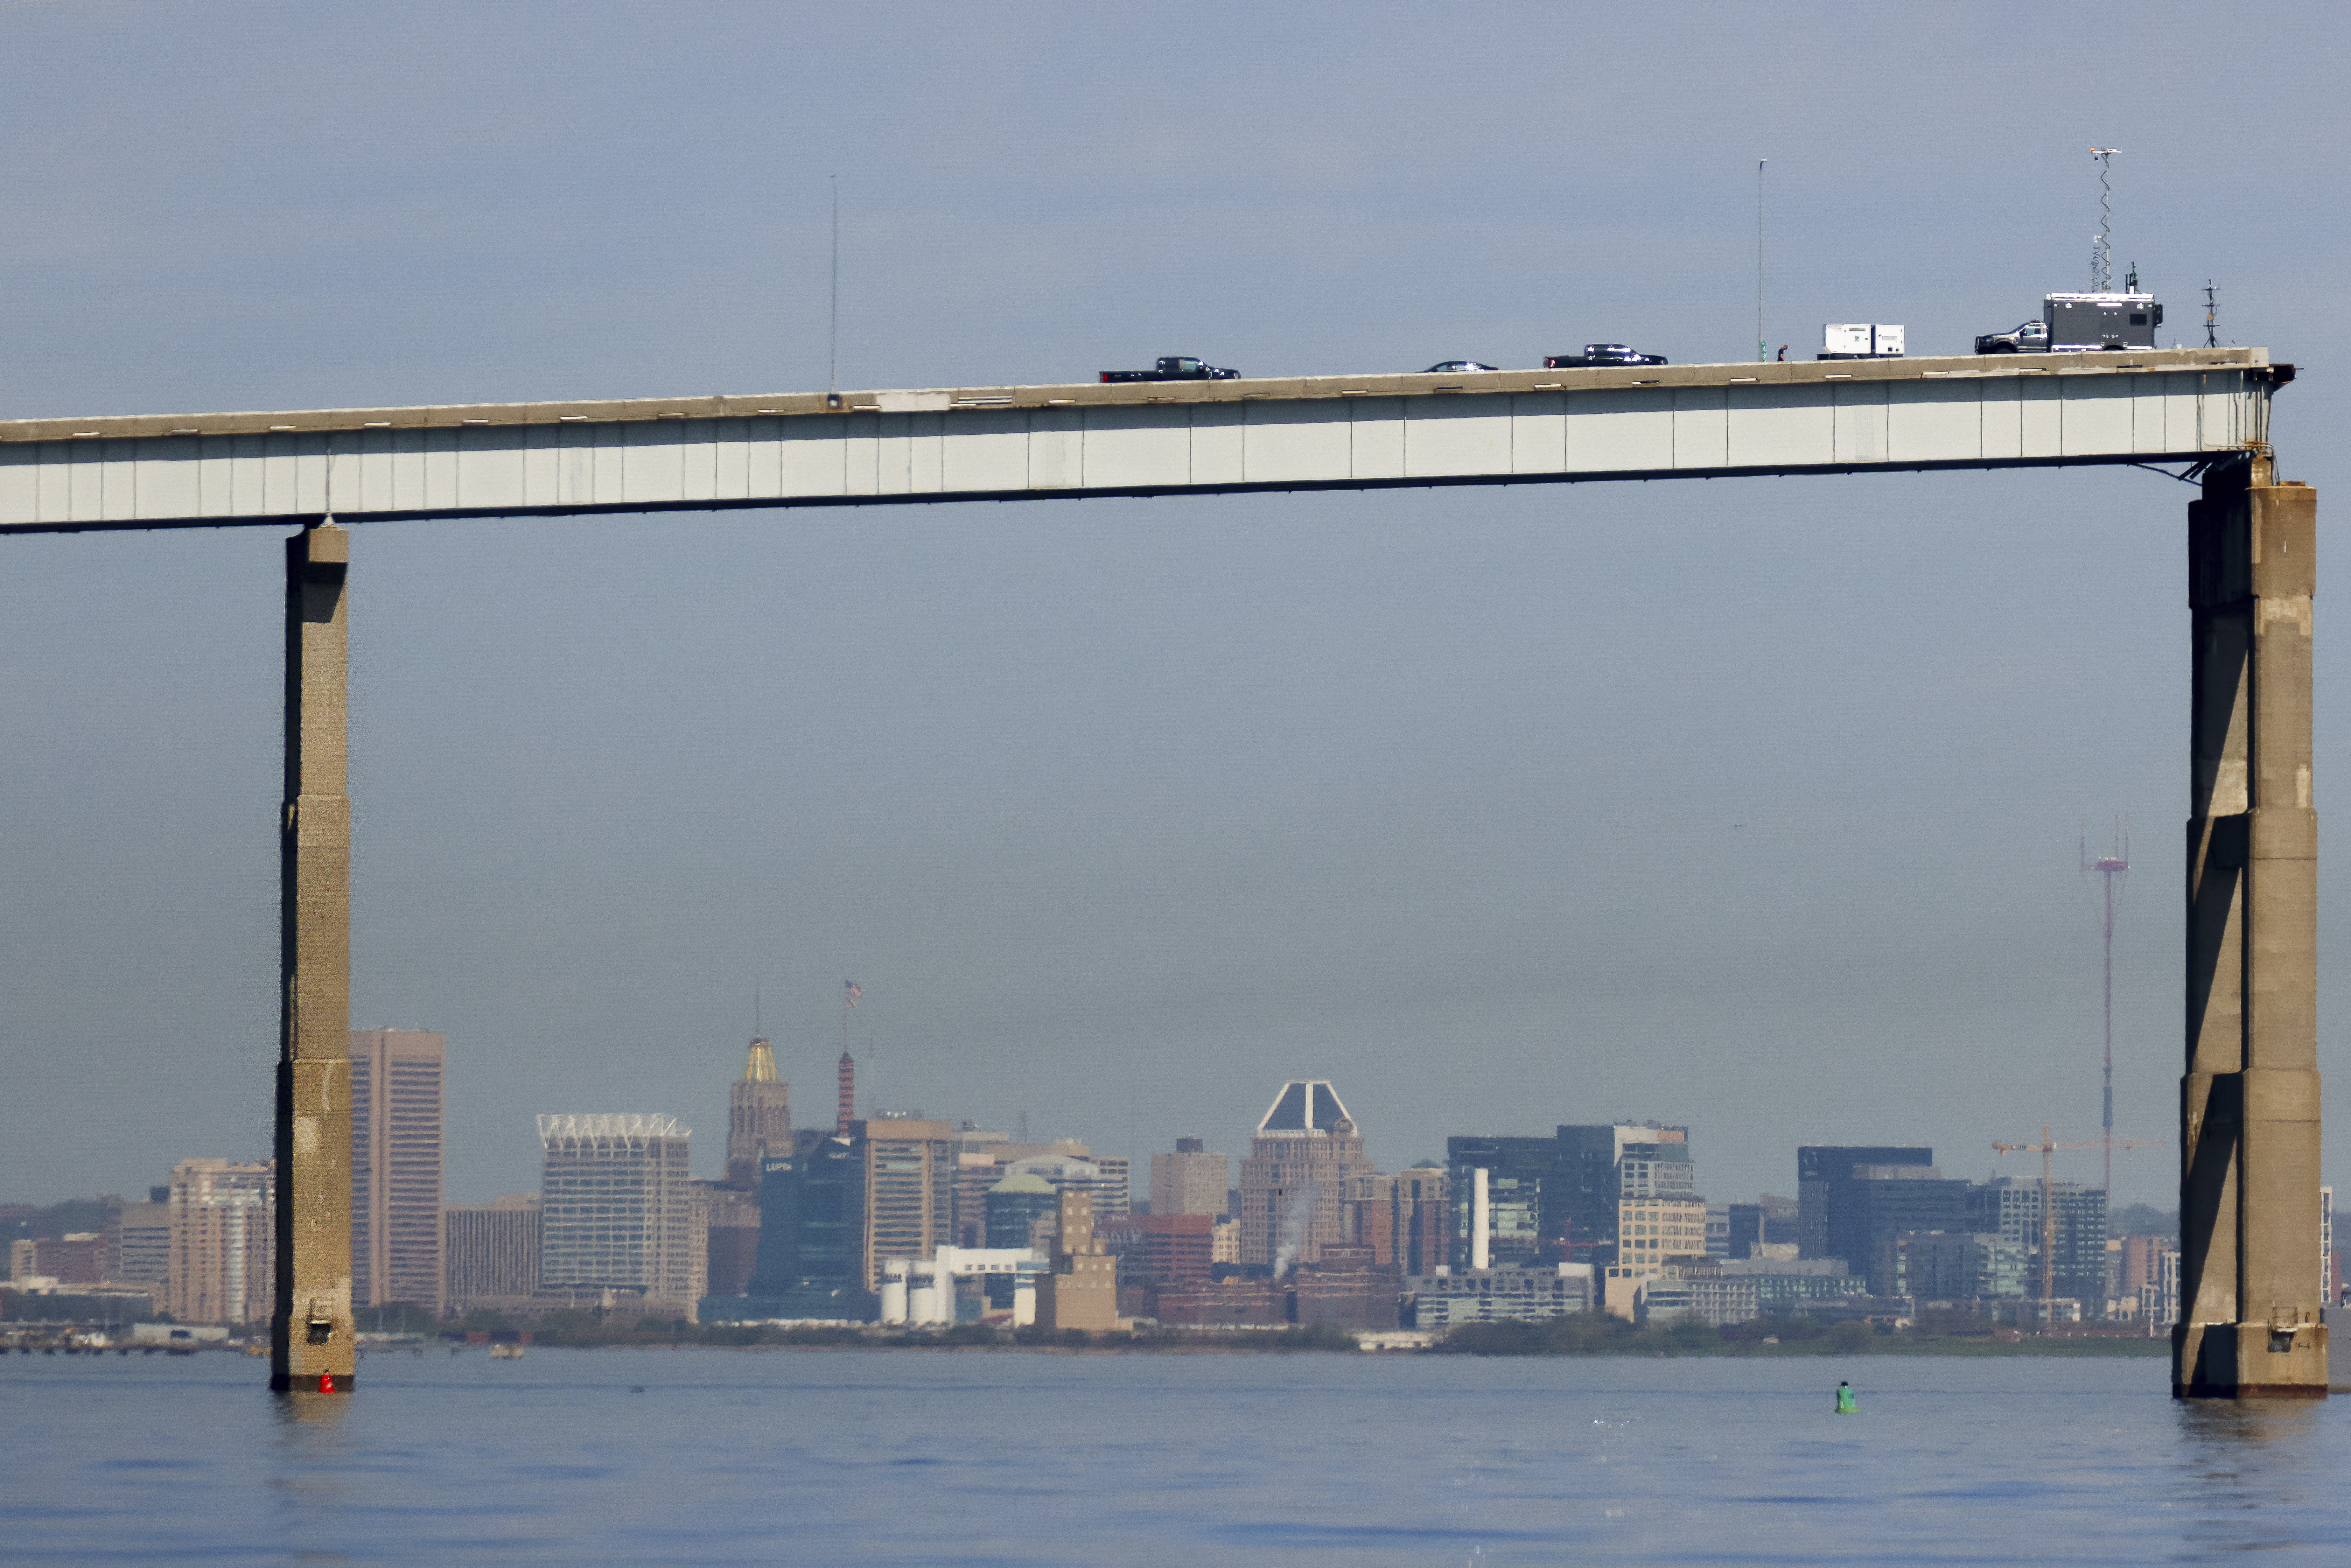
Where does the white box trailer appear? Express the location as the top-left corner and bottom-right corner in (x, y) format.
(1820, 324), (1905, 360)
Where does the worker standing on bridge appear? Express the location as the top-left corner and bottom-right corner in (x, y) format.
(1834, 1380), (1857, 1414)
(1776, 344), (1788, 362)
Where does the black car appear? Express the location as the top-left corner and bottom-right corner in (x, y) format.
(1423, 360), (1501, 374)
(1543, 344), (1668, 368)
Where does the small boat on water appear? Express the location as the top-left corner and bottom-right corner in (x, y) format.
(489, 1343), (525, 1360)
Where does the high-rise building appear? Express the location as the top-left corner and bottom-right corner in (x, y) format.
(1039, 1187), (1117, 1331)
(1345, 1168), (1449, 1276)
(1969, 1177), (2109, 1306)
(442, 1195), (542, 1312)
(1098, 1213), (1215, 1283)
(1891, 1229), (2027, 1301)
(1823, 1164), (1971, 1293)
(1411, 1264), (1594, 1328)
(1797, 1146), (1932, 1258)
(1151, 1138), (1230, 1217)
(2118, 1232), (2175, 1305)
(349, 1028), (446, 1315)
(693, 1181), (762, 1298)
(951, 1130), (1092, 1246)
(107, 1190), (171, 1288)
(1616, 1140), (1696, 1198)
(1005, 1153), (1130, 1233)
(726, 1035), (792, 1190)
(11, 1234), (103, 1283)
(984, 1171), (1063, 1251)
(1447, 1135), (1558, 1270)
(2148, 1246), (2182, 1327)
(1616, 1193), (1709, 1274)
(1238, 1080), (1373, 1270)
(536, 1114), (706, 1321)
(166, 1158), (274, 1326)
(1091, 1156), (1132, 1223)
(1447, 1123), (1687, 1270)
(1543, 1125), (1640, 1263)
(750, 1133), (868, 1314)
(853, 1117), (954, 1292)
(2321, 1185), (2333, 1309)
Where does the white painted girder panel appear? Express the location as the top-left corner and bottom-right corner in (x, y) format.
(1244, 400), (1351, 484)
(1192, 403), (1244, 487)
(1508, 393), (1565, 475)
(2020, 380), (2064, 458)
(1084, 405), (1191, 490)
(1406, 395), (1512, 476)
(0, 363), (2272, 530)
(1565, 389), (1673, 472)
(1888, 380), (1983, 464)
(1833, 382), (1888, 466)
(1727, 384), (1835, 467)
(2061, 380), (2133, 458)
(1351, 399), (1406, 480)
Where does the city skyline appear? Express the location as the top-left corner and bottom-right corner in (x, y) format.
(0, 1044), (2208, 1334)
(5, 1013), (2191, 1213)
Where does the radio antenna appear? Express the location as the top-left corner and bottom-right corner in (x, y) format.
(2204, 280), (2219, 348)
(2089, 149), (2119, 292)
(1755, 158), (1767, 363)
(828, 174), (840, 395)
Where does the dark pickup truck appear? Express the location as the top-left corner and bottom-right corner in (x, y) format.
(1100, 356), (1241, 383)
(1544, 344), (1669, 368)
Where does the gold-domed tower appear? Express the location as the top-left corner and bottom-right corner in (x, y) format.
(725, 1034), (793, 1189)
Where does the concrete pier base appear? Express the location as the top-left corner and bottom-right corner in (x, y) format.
(270, 523), (356, 1394)
(2175, 454), (2326, 1398)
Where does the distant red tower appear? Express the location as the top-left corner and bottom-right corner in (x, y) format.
(836, 1050), (855, 1135)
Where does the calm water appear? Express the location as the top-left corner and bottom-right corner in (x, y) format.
(3, 1346), (2347, 1565)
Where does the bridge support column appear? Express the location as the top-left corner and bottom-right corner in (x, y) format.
(2176, 453), (2325, 1397)
(271, 522), (355, 1393)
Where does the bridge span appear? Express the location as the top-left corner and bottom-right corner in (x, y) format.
(0, 347), (2319, 1403)
(0, 346), (2280, 531)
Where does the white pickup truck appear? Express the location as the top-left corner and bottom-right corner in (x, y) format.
(1973, 319), (2050, 353)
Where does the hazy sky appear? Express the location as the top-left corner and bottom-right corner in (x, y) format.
(4, 1), (2348, 1214)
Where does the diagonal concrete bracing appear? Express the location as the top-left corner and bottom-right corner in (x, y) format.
(2178, 454), (2326, 1396)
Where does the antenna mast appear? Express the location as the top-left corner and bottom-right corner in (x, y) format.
(2205, 280), (2219, 347)
(1756, 158), (1767, 363)
(2082, 818), (2130, 1202)
(2089, 149), (2119, 293)
(828, 174), (840, 395)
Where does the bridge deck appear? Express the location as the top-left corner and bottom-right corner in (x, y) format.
(0, 347), (2279, 533)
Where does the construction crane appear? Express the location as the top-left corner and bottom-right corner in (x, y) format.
(1991, 1126), (2159, 1305)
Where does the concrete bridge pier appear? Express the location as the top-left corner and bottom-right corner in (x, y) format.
(2177, 452), (2326, 1397)
(270, 521), (356, 1393)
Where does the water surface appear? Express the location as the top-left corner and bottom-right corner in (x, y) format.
(3, 1347), (2343, 1565)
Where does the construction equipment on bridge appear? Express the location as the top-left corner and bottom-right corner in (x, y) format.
(1992, 1126), (2159, 1304)
(1818, 324), (1905, 360)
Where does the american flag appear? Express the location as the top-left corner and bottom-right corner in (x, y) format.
(844, 981), (861, 1007)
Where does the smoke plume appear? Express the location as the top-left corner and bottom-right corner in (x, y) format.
(1272, 1184), (1321, 1278)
